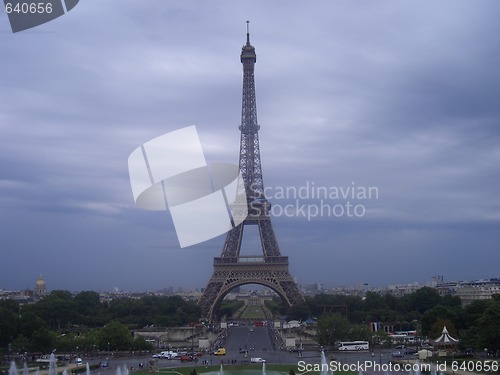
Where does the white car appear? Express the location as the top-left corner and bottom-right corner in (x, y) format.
(250, 358), (266, 363)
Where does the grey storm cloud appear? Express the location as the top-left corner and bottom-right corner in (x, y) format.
(1, 0), (499, 292)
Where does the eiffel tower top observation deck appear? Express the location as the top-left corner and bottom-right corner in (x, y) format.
(198, 23), (304, 321)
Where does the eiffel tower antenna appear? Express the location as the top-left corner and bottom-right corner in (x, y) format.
(198, 24), (304, 321)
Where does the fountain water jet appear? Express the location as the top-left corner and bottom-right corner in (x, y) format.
(9, 362), (18, 375)
(320, 350), (333, 375)
(48, 353), (57, 375)
(262, 362), (266, 375)
(219, 364), (224, 375)
(414, 359), (422, 375)
(116, 364), (129, 375)
(86, 363), (91, 375)
(23, 361), (29, 375)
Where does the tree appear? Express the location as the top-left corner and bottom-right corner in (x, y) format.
(74, 291), (108, 326)
(219, 300), (244, 318)
(421, 305), (459, 337)
(317, 313), (350, 346)
(11, 335), (30, 353)
(475, 297), (500, 351)
(364, 292), (386, 311)
(461, 299), (490, 328)
(27, 290), (77, 330)
(133, 336), (153, 351)
(407, 287), (442, 314)
(0, 307), (19, 347)
(0, 299), (20, 314)
(19, 312), (48, 338)
(98, 321), (132, 351)
(30, 327), (57, 353)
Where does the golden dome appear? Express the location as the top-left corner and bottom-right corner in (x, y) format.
(36, 274), (46, 286)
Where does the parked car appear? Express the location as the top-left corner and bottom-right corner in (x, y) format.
(159, 351), (178, 359)
(180, 355), (193, 362)
(214, 348), (226, 355)
(391, 351), (404, 358)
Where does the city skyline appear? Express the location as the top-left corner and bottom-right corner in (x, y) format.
(1, 1), (500, 292)
(1, 273), (498, 295)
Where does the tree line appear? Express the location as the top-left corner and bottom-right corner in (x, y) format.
(1, 287), (498, 357)
(265, 287), (500, 353)
(0, 290), (200, 356)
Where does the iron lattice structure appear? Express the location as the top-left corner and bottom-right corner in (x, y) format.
(198, 26), (304, 321)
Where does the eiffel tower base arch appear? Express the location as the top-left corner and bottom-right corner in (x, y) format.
(199, 257), (304, 321)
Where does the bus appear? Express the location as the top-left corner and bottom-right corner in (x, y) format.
(337, 341), (370, 351)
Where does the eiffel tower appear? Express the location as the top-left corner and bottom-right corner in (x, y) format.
(198, 23), (304, 321)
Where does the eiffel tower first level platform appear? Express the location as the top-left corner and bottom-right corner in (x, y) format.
(198, 23), (304, 321)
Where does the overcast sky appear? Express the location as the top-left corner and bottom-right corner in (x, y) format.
(1, 1), (499, 293)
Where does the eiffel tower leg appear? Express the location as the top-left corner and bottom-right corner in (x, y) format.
(198, 279), (224, 321)
(198, 225), (244, 319)
(258, 219), (305, 305)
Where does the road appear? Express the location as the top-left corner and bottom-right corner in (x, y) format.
(71, 326), (422, 374)
(222, 325), (320, 365)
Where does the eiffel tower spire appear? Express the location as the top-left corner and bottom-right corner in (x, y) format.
(239, 21), (264, 202)
(198, 24), (304, 321)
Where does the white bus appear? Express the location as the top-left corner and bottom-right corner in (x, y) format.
(337, 341), (369, 351)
